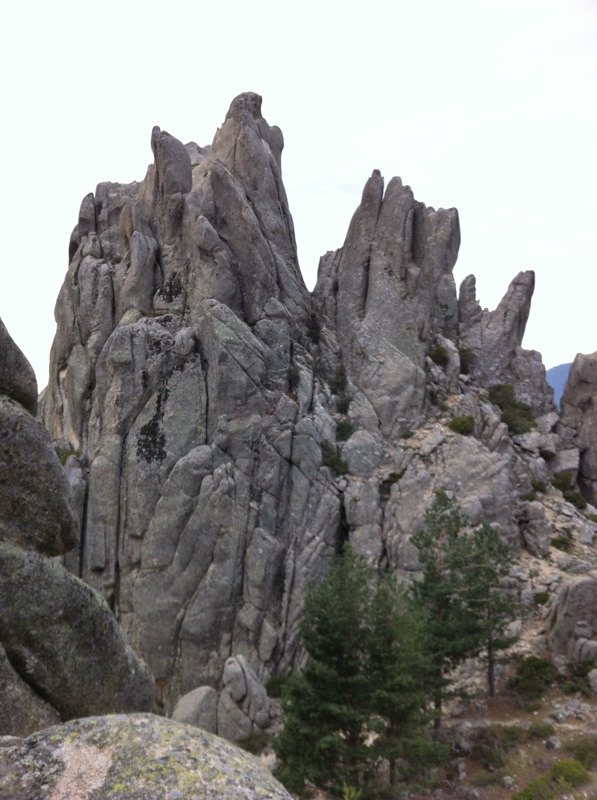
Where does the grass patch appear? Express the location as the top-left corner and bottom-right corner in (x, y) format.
(527, 719), (554, 739)
(569, 735), (597, 767)
(512, 758), (590, 799)
(531, 480), (547, 493)
(520, 491), (537, 502)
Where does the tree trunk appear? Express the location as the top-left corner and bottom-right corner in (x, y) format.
(487, 641), (496, 697)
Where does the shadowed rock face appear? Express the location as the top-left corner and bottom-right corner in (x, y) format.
(0, 317), (154, 736)
(558, 352), (597, 504)
(42, 92), (575, 723)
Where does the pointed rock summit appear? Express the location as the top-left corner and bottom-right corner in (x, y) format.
(40, 93), (594, 734)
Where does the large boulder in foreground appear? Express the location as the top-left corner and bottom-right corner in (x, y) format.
(0, 396), (77, 555)
(0, 713), (291, 800)
(0, 541), (154, 724)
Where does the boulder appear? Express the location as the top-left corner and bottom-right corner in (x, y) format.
(0, 396), (77, 555)
(0, 713), (291, 800)
(0, 541), (154, 722)
(558, 352), (597, 504)
(0, 316), (38, 415)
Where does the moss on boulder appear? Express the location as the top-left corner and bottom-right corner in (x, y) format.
(0, 713), (291, 799)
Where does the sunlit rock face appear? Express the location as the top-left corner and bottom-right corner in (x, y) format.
(43, 92), (581, 722)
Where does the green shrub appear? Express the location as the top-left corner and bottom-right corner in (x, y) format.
(510, 656), (558, 700)
(336, 395), (350, 414)
(570, 735), (597, 767)
(321, 441), (348, 475)
(379, 471), (405, 502)
(531, 480), (547, 493)
(559, 658), (597, 696)
(488, 384), (536, 435)
(533, 591), (550, 606)
(307, 313), (321, 344)
(336, 419), (355, 441)
(58, 448), (80, 466)
(586, 512), (597, 523)
(512, 759), (590, 800)
(527, 719), (554, 739)
(237, 732), (272, 754)
(265, 673), (289, 698)
(471, 724), (525, 769)
(520, 491), (537, 502)
(401, 429), (414, 439)
(447, 415), (474, 435)
(551, 529), (574, 552)
(458, 346), (475, 375)
(287, 365), (299, 391)
(428, 343), (449, 368)
(329, 364), (347, 395)
(553, 471), (574, 492)
(552, 471), (588, 509)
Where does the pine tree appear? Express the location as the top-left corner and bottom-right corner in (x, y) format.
(275, 548), (374, 793)
(368, 574), (434, 786)
(411, 492), (480, 733)
(411, 493), (521, 730)
(453, 522), (520, 696)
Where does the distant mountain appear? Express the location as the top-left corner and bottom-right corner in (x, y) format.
(546, 362), (572, 408)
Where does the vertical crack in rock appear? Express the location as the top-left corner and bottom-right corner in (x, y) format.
(40, 92), (579, 724)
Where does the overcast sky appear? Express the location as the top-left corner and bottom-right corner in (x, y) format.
(1, 0), (595, 386)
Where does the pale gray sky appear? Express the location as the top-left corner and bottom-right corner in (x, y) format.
(1, 0), (595, 385)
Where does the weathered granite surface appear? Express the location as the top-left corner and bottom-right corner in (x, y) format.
(0, 713), (291, 800)
(0, 317), (154, 735)
(558, 351), (597, 504)
(39, 93), (593, 732)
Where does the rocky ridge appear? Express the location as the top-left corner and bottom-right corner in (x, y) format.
(39, 92), (597, 740)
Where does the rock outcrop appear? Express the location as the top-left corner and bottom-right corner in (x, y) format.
(0, 318), (154, 735)
(0, 713), (291, 800)
(558, 352), (597, 504)
(39, 92), (593, 727)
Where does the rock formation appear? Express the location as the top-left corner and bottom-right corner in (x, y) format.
(40, 92), (597, 728)
(0, 319), (154, 735)
(0, 713), (291, 800)
(558, 351), (597, 504)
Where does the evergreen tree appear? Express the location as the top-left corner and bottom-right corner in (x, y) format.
(368, 574), (434, 786)
(411, 492), (480, 733)
(453, 522), (520, 696)
(411, 493), (520, 729)
(275, 548), (373, 793)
